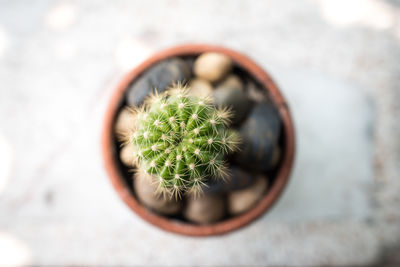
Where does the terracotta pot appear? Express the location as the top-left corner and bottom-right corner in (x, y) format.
(101, 44), (295, 236)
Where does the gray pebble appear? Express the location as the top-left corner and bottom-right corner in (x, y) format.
(126, 58), (191, 107)
(234, 101), (281, 172)
(203, 167), (255, 194)
(134, 173), (182, 215)
(183, 194), (226, 224)
(246, 80), (267, 103)
(213, 75), (253, 124)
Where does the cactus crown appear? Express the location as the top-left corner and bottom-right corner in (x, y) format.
(127, 85), (240, 198)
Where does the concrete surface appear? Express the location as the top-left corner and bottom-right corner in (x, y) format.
(0, 0), (399, 265)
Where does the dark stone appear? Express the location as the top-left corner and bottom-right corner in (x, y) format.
(183, 194), (226, 224)
(183, 56), (196, 71)
(134, 174), (182, 215)
(246, 79), (268, 103)
(203, 166), (255, 194)
(234, 101), (281, 172)
(126, 58), (191, 107)
(213, 75), (253, 125)
(202, 178), (225, 194)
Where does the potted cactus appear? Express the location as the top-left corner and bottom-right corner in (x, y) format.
(102, 44), (295, 236)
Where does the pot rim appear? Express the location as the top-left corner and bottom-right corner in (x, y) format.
(101, 44), (295, 236)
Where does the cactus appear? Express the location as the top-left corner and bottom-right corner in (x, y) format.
(125, 85), (241, 198)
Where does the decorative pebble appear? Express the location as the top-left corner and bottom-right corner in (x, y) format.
(134, 173), (182, 215)
(234, 101), (281, 172)
(183, 194), (226, 224)
(183, 56), (196, 70)
(188, 78), (213, 98)
(193, 52), (232, 82)
(213, 74), (252, 124)
(120, 143), (137, 167)
(203, 167), (255, 194)
(218, 74), (243, 90)
(127, 58), (191, 107)
(270, 145), (281, 169)
(247, 80), (267, 103)
(114, 107), (136, 137)
(228, 176), (268, 215)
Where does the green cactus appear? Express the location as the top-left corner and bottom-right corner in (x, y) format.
(125, 85), (241, 198)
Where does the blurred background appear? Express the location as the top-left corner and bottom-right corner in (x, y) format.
(0, 0), (399, 265)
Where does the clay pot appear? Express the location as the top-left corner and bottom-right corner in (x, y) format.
(101, 44), (295, 236)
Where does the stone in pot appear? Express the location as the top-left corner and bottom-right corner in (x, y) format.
(270, 145), (281, 169)
(213, 74), (253, 124)
(188, 78), (213, 98)
(246, 80), (267, 103)
(114, 107), (136, 137)
(203, 166), (255, 194)
(127, 58), (191, 107)
(183, 56), (196, 70)
(234, 101), (281, 172)
(134, 173), (182, 216)
(219, 74), (244, 90)
(183, 194), (226, 224)
(120, 143), (137, 167)
(228, 176), (268, 215)
(193, 52), (232, 82)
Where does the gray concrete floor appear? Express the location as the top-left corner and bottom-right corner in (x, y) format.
(0, 0), (399, 265)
